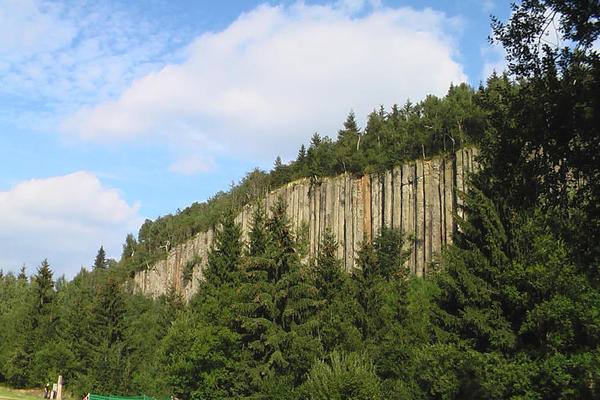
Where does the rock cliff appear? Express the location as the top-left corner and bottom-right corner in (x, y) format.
(133, 148), (478, 301)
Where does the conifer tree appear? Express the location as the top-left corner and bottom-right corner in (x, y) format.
(334, 111), (362, 174)
(247, 200), (269, 258)
(85, 274), (129, 394)
(430, 184), (600, 398)
(4, 260), (59, 387)
(311, 230), (361, 354)
(162, 211), (244, 400)
(32, 259), (54, 317)
(353, 228), (410, 342)
(299, 350), (382, 400)
(234, 199), (281, 394)
(0, 272), (29, 383)
(204, 210), (243, 288)
(17, 265), (27, 281)
(1, 269), (33, 387)
(93, 246), (108, 271)
(234, 197), (321, 395)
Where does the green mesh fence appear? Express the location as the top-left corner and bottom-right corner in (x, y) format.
(88, 394), (171, 400)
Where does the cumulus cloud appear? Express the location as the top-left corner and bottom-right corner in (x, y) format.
(62, 2), (467, 166)
(0, 172), (143, 278)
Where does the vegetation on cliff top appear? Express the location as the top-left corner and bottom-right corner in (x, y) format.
(119, 81), (485, 276)
(1, 0), (599, 398)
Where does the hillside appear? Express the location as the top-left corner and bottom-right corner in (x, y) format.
(118, 82), (484, 279)
(134, 148), (478, 301)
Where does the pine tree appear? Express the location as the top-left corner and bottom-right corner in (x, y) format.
(4, 260), (58, 387)
(334, 111), (362, 174)
(297, 144), (306, 164)
(87, 274), (129, 394)
(17, 265), (27, 281)
(32, 259), (54, 317)
(204, 211), (243, 288)
(299, 350), (382, 400)
(234, 198), (281, 394)
(353, 228), (410, 342)
(1, 270), (32, 387)
(234, 197), (322, 395)
(429, 184), (600, 398)
(311, 230), (361, 354)
(247, 200), (269, 258)
(93, 246), (108, 271)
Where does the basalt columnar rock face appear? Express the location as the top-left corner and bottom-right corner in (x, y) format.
(133, 148), (478, 301)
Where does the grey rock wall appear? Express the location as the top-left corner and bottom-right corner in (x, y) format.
(133, 148), (478, 301)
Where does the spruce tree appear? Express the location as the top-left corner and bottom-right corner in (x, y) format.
(93, 246), (108, 271)
(334, 111), (362, 174)
(32, 259), (54, 318)
(247, 200), (269, 258)
(234, 198), (281, 394)
(234, 197), (322, 395)
(429, 184), (600, 398)
(353, 228), (411, 342)
(204, 210), (243, 288)
(17, 265), (27, 281)
(86, 274), (129, 394)
(311, 230), (361, 354)
(163, 211), (244, 400)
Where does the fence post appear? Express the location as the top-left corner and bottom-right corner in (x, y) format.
(57, 375), (63, 400)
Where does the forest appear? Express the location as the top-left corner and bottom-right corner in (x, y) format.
(1, 1), (599, 399)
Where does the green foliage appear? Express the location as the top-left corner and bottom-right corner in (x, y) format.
(310, 230), (361, 355)
(428, 189), (600, 397)
(182, 256), (201, 287)
(94, 247), (109, 271)
(231, 197), (325, 396)
(0, 272), (28, 383)
(246, 199), (269, 258)
(204, 211), (243, 288)
(299, 351), (382, 400)
(353, 228), (411, 342)
(161, 310), (240, 400)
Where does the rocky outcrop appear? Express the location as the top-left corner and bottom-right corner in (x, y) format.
(133, 148), (478, 301)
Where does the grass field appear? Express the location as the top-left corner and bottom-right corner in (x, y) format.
(0, 386), (44, 400)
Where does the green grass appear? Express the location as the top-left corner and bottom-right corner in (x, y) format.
(0, 385), (44, 400)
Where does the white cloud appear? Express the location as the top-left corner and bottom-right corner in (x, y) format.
(169, 155), (215, 175)
(0, 0), (75, 62)
(0, 0), (178, 121)
(62, 2), (466, 166)
(0, 172), (143, 278)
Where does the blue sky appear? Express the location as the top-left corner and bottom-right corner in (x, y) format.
(0, 0), (511, 278)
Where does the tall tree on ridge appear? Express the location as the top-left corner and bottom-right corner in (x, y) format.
(94, 246), (108, 271)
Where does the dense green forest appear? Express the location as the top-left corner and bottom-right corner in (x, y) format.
(1, 1), (599, 398)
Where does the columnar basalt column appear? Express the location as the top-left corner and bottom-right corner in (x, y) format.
(133, 149), (478, 301)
